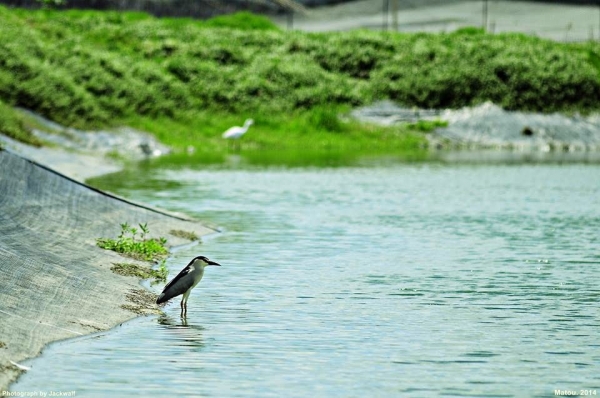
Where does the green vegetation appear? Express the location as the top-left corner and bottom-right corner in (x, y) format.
(0, 100), (43, 146)
(111, 261), (169, 283)
(126, 108), (424, 152)
(0, 7), (599, 152)
(97, 222), (168, 261)
(202, 11), (278, 31)
(405, 119), (449, 132)
(170, 229), (200, 241)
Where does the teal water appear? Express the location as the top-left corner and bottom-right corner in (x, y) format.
(13, 158), (600, 397)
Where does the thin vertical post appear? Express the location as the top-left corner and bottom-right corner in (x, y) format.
(383, 0), (389, 31)
(482, 0), (488, 31)
(391, 0), (398, 31)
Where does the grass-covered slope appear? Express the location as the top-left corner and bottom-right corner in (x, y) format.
(0, 8), (599, 151)
(0, 99), (42, 146)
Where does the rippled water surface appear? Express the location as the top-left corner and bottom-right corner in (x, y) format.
(14, 158), (600, 397)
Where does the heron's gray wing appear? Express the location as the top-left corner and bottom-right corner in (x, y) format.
(162, 264), (192, 292)
(156, 265), (195, 304)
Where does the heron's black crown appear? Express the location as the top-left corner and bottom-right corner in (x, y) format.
(191, 255), (221, 266)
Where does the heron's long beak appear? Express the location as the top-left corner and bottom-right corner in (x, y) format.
(208, 260), (221, 266)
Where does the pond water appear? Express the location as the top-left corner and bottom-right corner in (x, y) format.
(13, 154), (600, 397)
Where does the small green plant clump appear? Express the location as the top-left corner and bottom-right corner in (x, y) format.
(156, 259), (168, 281)
(97, 222), (167, 261)
(405, 119), (449, 132)
(169, 229), (199, 241)
(111, 260), (168, 283)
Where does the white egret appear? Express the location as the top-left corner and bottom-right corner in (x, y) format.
(222, 119), (254, 150)
(222, 118), (254, 139)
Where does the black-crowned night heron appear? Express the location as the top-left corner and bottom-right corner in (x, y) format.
(156, 255), (221, 316)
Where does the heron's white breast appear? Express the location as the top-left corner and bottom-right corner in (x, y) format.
(191, 262), (205, 286)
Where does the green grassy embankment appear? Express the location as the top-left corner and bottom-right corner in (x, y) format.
(0, 99), (42, 146)
(0, 8), (599, 152)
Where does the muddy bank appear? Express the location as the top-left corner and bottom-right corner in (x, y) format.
(0, 149), (216, 391)
(0, 110), (169, 181)
(352, 101), (600, 151)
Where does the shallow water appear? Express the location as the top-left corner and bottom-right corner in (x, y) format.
(14, 157), (600, 397)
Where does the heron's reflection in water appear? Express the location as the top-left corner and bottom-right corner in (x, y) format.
(158, 314), (206, 351)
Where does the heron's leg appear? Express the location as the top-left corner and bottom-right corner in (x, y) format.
(180, 298), (184, 317)
(181, 291), (191, 317)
